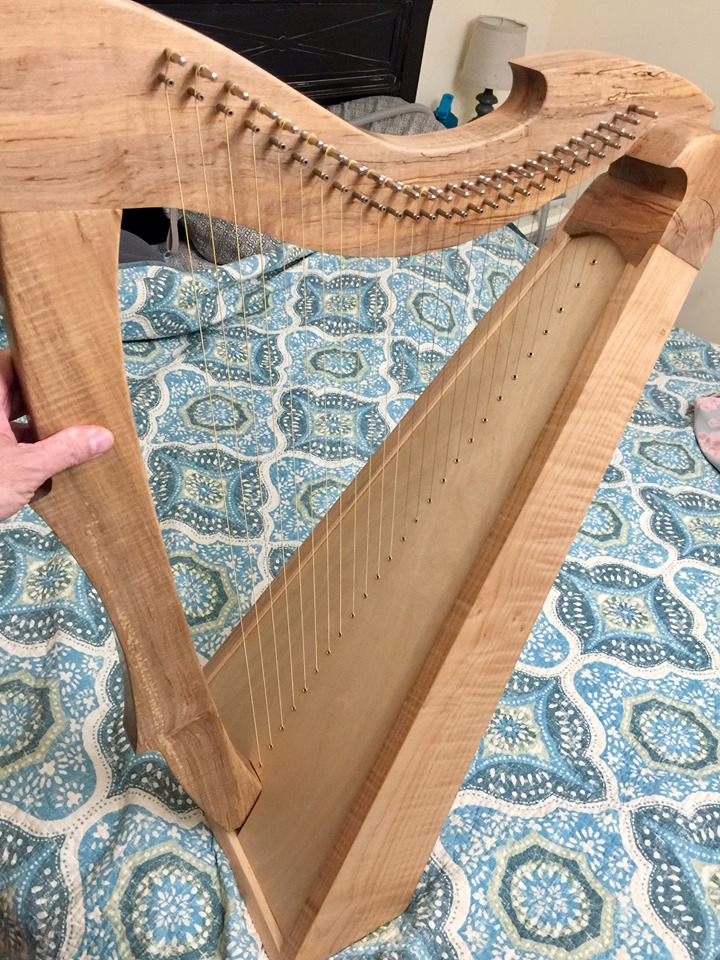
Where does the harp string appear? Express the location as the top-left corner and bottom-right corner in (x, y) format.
(374, 215), (399, 581)
(164, 85), (265, 760)
(362, 214), (383, 601)
(221, 120), (278, 752)
(251, 130), (291, 734)
(199, 102), (282, 754)
(350, 199), (365, 619)
(274, 145), (298, 712)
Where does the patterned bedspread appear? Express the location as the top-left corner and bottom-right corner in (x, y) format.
(0, 228), (719, 960)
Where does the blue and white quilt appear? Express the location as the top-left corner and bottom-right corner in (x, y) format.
(1, 228), (719, 960)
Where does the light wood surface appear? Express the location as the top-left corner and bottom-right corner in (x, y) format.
(2, 4), (720, 959)
(0, 209), (260, 830)
(0, 0), (714, 256)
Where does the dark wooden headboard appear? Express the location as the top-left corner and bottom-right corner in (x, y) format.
(125, 0), (433, 241)
(137, 0), (434, 103)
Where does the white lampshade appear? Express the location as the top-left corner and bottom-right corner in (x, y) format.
(460, 16), (528, 91)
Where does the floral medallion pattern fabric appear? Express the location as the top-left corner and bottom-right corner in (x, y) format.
(0, 231), (719, 960)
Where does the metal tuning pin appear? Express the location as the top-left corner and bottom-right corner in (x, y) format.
(366, 169), (387, 186)
(346, 160), (370, 176)
(557, 144), (590, 167)
(187, 87), (205, 101)
(157, 73), (175, 87)
(331, 180), (349, 194)
(278, 118), (300, 135)
(164, 48), (187, 65)
(628, 104), (659, 118)
(404, 209), (421, 221)
(446, 182), (470, 197)
(216, 103), (234, 116)
(570, 136), (605, 158)
(195, 64), (218, 81)
(351, 191), (370, 204)
(291, 152), (309, 166)
(493, 169), (518, 184)
(244, 119), (261, 133)
(467, 202), (483, 215)
(269, 136), (287, 151)
(386, 206), (404, 219)
(613, 111), (640, 125)
(402, 184), (422, 199)
(481, 197), (500, 210)
(493, 188), (515, 203)
(508, 164), (544, 190)
(419, 208), (436, 220)
(252, 99), (278, 120)
(435, 208), (454, 220)
(538, 151), (567, 168)
(451, 207), (468, 218)
(368, 198), (387, 213)
(523, 159), (548, 174)
(513, 184), (531, 197)
(225, 83), (250, 100)
(311, 167), (330, 181)
(585, 128), (622, 149)
(598, 121), (636, 140)
(466, 183), (486, 197)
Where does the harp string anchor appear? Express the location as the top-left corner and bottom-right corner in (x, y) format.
(187, 86), (205, 101)
(216, 103), (234, 116)
(157, 73), (175, 87)
(269, 136), (287, 150)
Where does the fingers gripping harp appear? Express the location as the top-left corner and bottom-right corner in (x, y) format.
(1, 1), (720, 957)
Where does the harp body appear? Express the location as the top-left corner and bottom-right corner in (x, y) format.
(1, 2), (720, 958)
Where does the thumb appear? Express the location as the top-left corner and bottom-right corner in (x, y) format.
(25, 426), (114, 485)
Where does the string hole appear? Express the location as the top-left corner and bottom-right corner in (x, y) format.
(280, 724), (285, 731)
(269, 743), (274, 749)
(497, 395), (503, 401)
(575, 282), (581, 287)
(401, 536), (406, 542)
(350, 612), (355, 618)
(441, 478), (446, 483)
(375, 574), (381, 580)
(543, 329), (549, 335)
(387, 555), (392, 561)
(291, 706), (297, 712)
(413, 517), (419, 523)
(303, 686), (308, 693)
(427, 497), (432, 503)
(590, 259), (597, 265)
(511, 374), (517, 380)
(482, 417), (488, 423)
(326, 650), (331, 655)
(362, 592), (368, 599)
(557, 307), (564, 313)
(528, 352), (533, 357)
(337, 631), (342, 637)
(314, 668), (319, 673)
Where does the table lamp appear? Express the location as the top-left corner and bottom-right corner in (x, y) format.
(460, 16), (528, 119)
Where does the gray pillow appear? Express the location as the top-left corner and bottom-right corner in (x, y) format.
(182, 210), (277, 265)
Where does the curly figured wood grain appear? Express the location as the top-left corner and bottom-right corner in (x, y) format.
(0, 0), (713, 255)
(0, 209), (260, 830)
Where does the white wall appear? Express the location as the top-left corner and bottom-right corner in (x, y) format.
(417, 0), (557, 122)
(418, 0), (720, 343)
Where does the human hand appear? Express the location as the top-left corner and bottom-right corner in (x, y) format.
(0, 349), (113, 520)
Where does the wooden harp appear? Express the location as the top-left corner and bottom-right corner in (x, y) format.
(1, 2), (719, 957)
